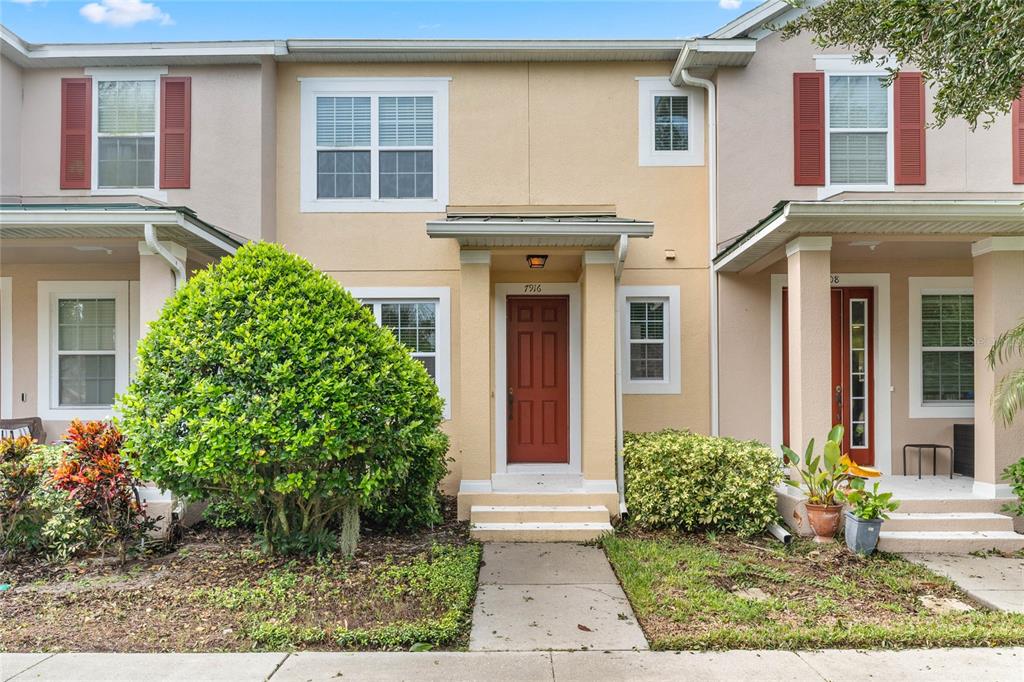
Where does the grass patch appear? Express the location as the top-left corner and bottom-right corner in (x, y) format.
(603, 530), (1024, 650)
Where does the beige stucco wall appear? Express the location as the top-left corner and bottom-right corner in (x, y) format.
(275, 60), (711, 487)
(1, 56), (22, 196)
(11, 63), (274, 241)
(718, 254), (975, 474)
(714, 31), (1022, 245)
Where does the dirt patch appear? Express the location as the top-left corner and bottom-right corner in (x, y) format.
(0, 498), (479, 653)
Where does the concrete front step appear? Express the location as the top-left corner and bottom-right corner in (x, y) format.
(470, 521), (614, 542)
(470, 505), (610, 524)
(457, 490), (619, 520)
(883, 512), (1016, 533)
(878, 530), (1024, 554)
(893, 497), (1018, 514)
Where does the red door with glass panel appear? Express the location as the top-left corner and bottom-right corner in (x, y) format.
(783, 287), (875, 465)
(507, 296), (570, 464)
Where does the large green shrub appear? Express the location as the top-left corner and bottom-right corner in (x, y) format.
(118, 242), (449, 555)
(624, 430), (781, 537)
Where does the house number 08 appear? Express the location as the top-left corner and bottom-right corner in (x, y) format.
(524, 284), (543, 293)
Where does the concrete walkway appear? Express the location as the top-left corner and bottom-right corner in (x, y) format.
(469, 542), (647, 651)
(4, 649), (1023, 681)
(902, 553), (1024, 613)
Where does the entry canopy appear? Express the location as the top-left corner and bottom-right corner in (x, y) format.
(426, 206), (654, 248)
(714, 199), (1024, 273)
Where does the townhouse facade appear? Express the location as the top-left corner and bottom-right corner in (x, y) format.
(1, 0), (1022, 547)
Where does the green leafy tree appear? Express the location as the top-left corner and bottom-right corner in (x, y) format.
(988, 320), (1024, 426)
(781, 0), (1024, 127)
(118, 242), (448, 555)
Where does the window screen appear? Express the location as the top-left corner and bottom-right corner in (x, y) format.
(921, 294), (974, 402)
(97, 80), (156, 189)
(629, 300), (666, 381)
(829, 75), (888, 184)
(56, 298), (116, 406)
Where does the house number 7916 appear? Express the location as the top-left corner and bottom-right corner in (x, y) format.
(524, 284), (543, 293)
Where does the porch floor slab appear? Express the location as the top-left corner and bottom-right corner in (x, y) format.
(902, 553), (1024, 613)
(469, 543), (648, 651)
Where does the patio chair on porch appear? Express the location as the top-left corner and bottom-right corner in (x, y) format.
(0, 417), (46, 443)
(902, 443), (953, 480)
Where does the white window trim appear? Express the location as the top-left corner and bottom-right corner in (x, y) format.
(908, 277), (974, 419)
(636, 77), (704, 167)
(36, 281), (131, 421)
(345, 286), (451, 420)
(619, 285), (681, 394)
(300, 77), (450, 213)
(0, 277), (12, 419)
(85, 67), (168, 202)
(818, 60), (895, 199)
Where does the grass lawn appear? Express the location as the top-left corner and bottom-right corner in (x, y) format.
(603, 529), (1024, 650)
(0, 500), (481, 653)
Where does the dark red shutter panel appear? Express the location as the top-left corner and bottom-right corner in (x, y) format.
(160, 76), (191, 189)
(894, 72), (926, 185)
(60, 78), (92, 189)
(793, 72), (825, 186)
(1013, 89), (1024, 184)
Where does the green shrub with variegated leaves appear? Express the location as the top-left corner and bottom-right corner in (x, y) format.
(118, 242), (449, 556)
(624, 430), (781, 537)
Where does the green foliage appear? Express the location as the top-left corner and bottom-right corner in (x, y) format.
(783, 424), (872, 506)
(1003, 458), (1024, 517)
(987, 318), (1024, 427)
(624, 430), (782, 537)
(118, 242), (449, 556)
(839, 479), (900, 521)
(0, 438), (93, 562)
(780, 0), (1024, 128)
(202, 498), (257, 530)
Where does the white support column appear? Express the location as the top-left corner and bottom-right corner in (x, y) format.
(785, 236), (833, 450)
(137, 240), (187, 337)
(971, 237), (1024, 498)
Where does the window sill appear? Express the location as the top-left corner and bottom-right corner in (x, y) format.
(909, 402), (974, 419)
(301, 197), (446, 214)
(92, 187), (168, 203)
(638, 150), (704, 167)
(817, 184), (893, 200)
(622, 380), (680, 395)
(37, 405), (118, 422)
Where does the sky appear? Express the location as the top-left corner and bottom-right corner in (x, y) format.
(0, 0), (754, 43)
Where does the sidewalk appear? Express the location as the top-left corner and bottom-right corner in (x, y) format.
(902, 553), (1024, 613)
(4, 648), (1023, 681)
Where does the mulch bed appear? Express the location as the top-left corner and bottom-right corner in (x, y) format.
(0, 498), (476, 653)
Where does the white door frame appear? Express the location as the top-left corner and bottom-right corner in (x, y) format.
(494, 282), (582, 475)
(0, 277), (12, 418)
(770, 273), (892, 474)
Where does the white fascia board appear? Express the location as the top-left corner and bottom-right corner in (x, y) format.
(707, 0), (793, 39)
(425, 220), (655, 239)
(0, 209), (182, 227)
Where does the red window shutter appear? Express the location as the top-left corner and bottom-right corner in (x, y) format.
(160, 76), (191, 189)
(60, 78), (92, 189)
(1013, 89), (1024, 184)
(894, 71), (926, 185)
(793, 72), (825, 186)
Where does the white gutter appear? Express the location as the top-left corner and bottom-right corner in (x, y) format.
(145, 223), (186, 291)
(613, 234), (629, 514)
(672, 64), (720, 436)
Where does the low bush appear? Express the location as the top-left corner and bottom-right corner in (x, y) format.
(1003, 458), (1024, 517)
(624, 430), (782, 537)
(118, 242), (449, 556)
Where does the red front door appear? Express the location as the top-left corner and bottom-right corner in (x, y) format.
(507, 296), (570, 464)
(783, 286), (875, 465)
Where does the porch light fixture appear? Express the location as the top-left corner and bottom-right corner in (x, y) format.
(526, 254), (548, 269)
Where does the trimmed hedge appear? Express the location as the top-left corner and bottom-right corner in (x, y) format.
(624, 430), (781, 536)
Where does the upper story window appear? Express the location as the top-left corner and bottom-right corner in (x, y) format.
(97, 80), (157, 189)
(637, 77), (704, 167)
(828, 75), (889, 186)
(301, 78), (450, 213)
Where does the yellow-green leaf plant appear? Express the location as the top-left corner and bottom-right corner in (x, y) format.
(781, 425), (854, 506)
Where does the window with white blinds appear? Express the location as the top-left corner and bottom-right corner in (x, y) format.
(628, 300), (666, 381)
(921, 294), (974, 403)
(314, 94), (435, 199)
(654, 95), (688, 152)
(619, 286), (681, 394)
(828, 75), (889, 185)
(97, 80), (157, 189)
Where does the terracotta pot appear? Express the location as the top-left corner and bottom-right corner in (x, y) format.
(805, 503), (844, 543)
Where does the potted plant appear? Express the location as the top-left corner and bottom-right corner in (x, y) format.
(782, 425), (880, 542)
(839, 479), (900, 556)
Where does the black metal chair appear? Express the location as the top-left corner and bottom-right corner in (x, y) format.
(902, 443), (953, 479)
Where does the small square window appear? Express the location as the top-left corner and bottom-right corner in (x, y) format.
(654, 96), (688, 152)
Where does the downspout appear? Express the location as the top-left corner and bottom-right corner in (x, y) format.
(672, 65), (720, 436)
(614, 234), (628, 514)
(144, 223), (186, 291)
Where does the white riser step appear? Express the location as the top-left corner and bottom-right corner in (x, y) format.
(878, 530), (1024, 554)
(470, 521), (613, 543)
(883, 512), (1015, 533)
(893, 497), (1018, 514)
(470, 505), (610, 524)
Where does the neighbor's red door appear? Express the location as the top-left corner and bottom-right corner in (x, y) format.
(783, 287), (875, 465)
(507, 296), (570, 464)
